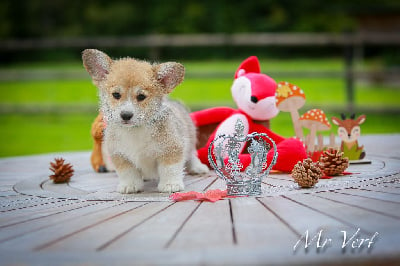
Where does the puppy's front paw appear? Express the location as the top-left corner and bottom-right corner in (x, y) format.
(117, 180), (144, 194)
(158, 181), (184, 193)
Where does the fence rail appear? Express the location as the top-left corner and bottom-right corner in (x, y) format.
(1, 33), (399, 113)
(1, 33), (400, 50)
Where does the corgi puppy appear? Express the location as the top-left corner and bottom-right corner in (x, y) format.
(82, 49), (208, 193)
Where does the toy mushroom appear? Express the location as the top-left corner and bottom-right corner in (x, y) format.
(299, 109), (331, 152)
(276, 81), (306, 139)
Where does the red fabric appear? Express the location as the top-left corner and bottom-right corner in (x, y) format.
(243, 73), (276, 99)
(190, 107), (236, 127)
(234, 56), (261, 78)
(192, 108), (307, 173)
(308, 150), (323, 162)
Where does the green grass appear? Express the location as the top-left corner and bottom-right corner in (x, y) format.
(175, 77), (400, 110)
(2, 77), (398, 109)
(0, 57), (399, 157)
(0, 113), (94, 157)
(0, 80), (98, 105)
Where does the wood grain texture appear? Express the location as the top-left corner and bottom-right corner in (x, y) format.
(0, 135), (399, 264)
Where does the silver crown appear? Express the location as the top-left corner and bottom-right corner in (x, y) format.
(208, 119), (278, 196)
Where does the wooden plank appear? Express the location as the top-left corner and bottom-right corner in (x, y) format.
(339, 188), (400, 203)
(358, 185), (400, 195)
(185, 174), (214, 186)
(258, 195), (372, 254)
(269, 173), (295, 181)
(0, 201), (145, 250)
(103, 201), (201, 251)
(168, 199), (233, 249)
(231, 197), (299, 248)
(0, 199), (83, 226)
(0, 196), (65, 212)
(69, 172), (214, 193)
(13, 175), (82, 200)
(285, 193), (399, 230)
(314, 191), (400, 219)
(285, 193), (400, 254)
(0, 190), (19, 197)
(347, 157), (384, 173)
(82, 174), (215, 202)
(66, 173), (217, 202)
(0, 201), (112, 242)
(0, 139), (398, 265)
(42, 180), (89, 195)
(263, 177), (295, 187)
(225, 197), (352, 262)
(0, 195), (41, 208)
(184, 175), (217, 192)
(43, 202), (172, 251)
(68, 172), (117, 192)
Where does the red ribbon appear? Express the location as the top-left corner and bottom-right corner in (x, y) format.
(170, 189), (233, 202)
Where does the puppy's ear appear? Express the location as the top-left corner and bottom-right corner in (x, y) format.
(154, 62), (185, 93)
(82, 49), (113, 85)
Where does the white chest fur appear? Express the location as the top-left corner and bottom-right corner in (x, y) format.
(105, 125), (159, 179)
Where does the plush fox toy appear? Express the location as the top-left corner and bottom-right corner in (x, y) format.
(191, 56), (307, 172)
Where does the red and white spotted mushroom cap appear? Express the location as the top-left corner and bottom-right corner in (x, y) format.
(275, 81), (306, 112)
(299, 109), (331, 131)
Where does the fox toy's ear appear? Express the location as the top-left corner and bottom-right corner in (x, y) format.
(154, 62), (185, 93)
(234, 56), (261, 79)
(82, 49), (113, 84)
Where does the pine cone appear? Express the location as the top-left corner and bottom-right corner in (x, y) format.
(49, 158), (74, 183)
(292, 158), (322, 188)
(320, 148), (349, 176)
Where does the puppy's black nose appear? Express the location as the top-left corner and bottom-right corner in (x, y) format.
(348, 133), (351, 138)
(120, 111), (133, 121)
(250, 96), (258, 103)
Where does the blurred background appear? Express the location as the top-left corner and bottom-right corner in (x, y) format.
(0, 0), (399, 157)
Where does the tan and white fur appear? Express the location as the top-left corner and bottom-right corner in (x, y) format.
(82, 49), (208, 193)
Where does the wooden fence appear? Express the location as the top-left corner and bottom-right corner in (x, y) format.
(2, 33), (400, 49)
(1, 33), (399, 113)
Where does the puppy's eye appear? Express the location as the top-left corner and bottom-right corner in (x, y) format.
(136, 94), (146, 102)
(112, 92), (121, 100)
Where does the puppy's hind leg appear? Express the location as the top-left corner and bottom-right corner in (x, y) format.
(91, 114), (107, 172)
(112, 155), (144, 194)
(186, 152), (209, 175)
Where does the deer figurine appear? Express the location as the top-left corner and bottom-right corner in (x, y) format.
(331, 114), (366, 160)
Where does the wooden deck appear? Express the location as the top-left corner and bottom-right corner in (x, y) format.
(1, 134), (399, 265)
